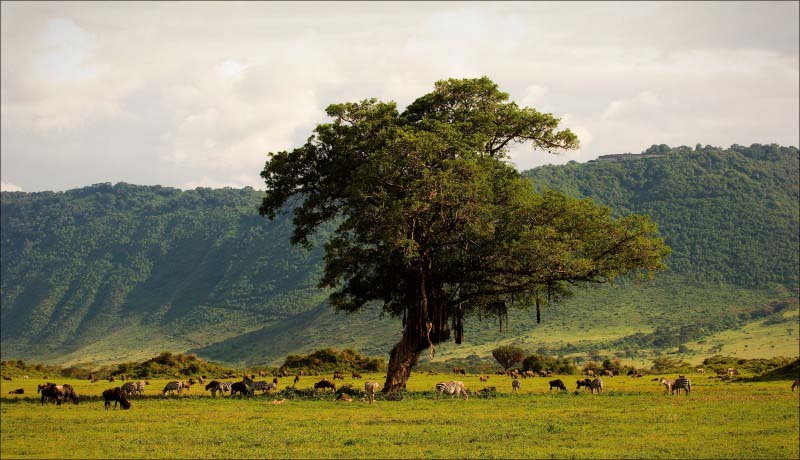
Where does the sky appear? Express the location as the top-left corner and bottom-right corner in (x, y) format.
(1, 1), (798, 192)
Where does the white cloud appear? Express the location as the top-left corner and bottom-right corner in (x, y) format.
(0, 2), (797, 191)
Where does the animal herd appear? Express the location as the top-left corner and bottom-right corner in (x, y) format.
(10, 372), (800, 411)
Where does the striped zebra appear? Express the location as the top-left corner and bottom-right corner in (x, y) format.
(590, 378), (604, 394)
(121, 382), (139, 397)
(671, 376), (691, 396)
(435, 381), (468, 400)
(205, 381), (232, 397)
(252, 381), (278, 394)
(162, 381), (184, 395)
(364, 381), (382, 404)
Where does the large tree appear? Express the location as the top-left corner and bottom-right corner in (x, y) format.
(259, 77), (670, 393)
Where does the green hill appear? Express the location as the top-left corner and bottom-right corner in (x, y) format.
(1, 144), (797, 367)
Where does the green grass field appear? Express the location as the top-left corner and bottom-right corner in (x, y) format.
(2, 372), (798, 459)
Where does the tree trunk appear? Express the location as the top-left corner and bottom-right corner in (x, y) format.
(382, 327), (427, 393)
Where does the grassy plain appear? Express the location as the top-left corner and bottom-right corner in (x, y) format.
(2, 372), (798, 459)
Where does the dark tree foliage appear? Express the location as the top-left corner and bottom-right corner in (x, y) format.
(491, 345), (526, 370)
(259, 77), (670, 392)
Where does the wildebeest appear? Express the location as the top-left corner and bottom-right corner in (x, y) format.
(512, 379), (520, 392)
(103, 387), (131, 410)
(524, 370), (535, 378)
(8, 388), (24, 394)
(230, 381), (251, 397)
(549, 379), (567, 391)
(792, 379), (799, 391)
(364, 381), (382, 404)
(352, 371), (362, 379)
(479, 375), (489, 382)
(333, 371), (345, 381)
(2, 375), (11, 381)
(39, 383), (79, 405)
(314, 379), (336, 391)
(576, 378), (593, 391)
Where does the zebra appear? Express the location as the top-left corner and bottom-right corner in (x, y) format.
(121, 382), (139, 397)
(511, 379), (520, 392)
(364, 381), (382, 404)
(590, 378), (604, 394)
(435, 381), (468, 400)
(162, 381), (184, 395)
(252, 381), (278, 394)
(672, 376), (691, 396)
(205, 381), (232, 397)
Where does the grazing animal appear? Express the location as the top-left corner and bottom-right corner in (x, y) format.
(121, 382), (139, 396)
(586, 370), (595, 377)
(2, 375), (11, 381)
(103, 387), (131, 410)
(8, 388), (24, 394)
(314, 379), (336, 392)
(512, 379), (520, 392)
(333, 371), (345, 381)
(162, 381), (184, 396)
(364, 381), (382, 404)
(672, 376), (691, 396)
(660, 378), (674, 395)
(352, 371), (362, 379)
(108, 376), (115, 382)
(251, 380), (278, 394)
(479, 375), (489, 383)
(39, 383), (79, 405)
(259, 370), (266, 377)
(549, 379), (567, 392)
(524, 370), (535, 378)
(435, 381), (468, 400)
(293, 375), (300, 387)
(696, 368), (705, 374)
(576, 379), (593, 391)
(590, 378), (604, 394)
(230, 381), (251, 397)
(452, 367), (467, 376)
(791, 379), (799, 391)
(205, 380), (232, 397)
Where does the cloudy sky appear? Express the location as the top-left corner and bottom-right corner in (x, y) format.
(1, 1), (798, 192)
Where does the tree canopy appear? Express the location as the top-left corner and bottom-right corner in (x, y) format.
(492, 345), (526, 371)
(260, 77), (670, 392)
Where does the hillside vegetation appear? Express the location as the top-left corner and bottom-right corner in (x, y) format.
(1, 144), (798, 366)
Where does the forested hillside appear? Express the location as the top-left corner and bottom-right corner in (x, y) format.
(1, 183), (328, 362)
(525, 143), (799, 288)
(1, 144), (797, 366)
